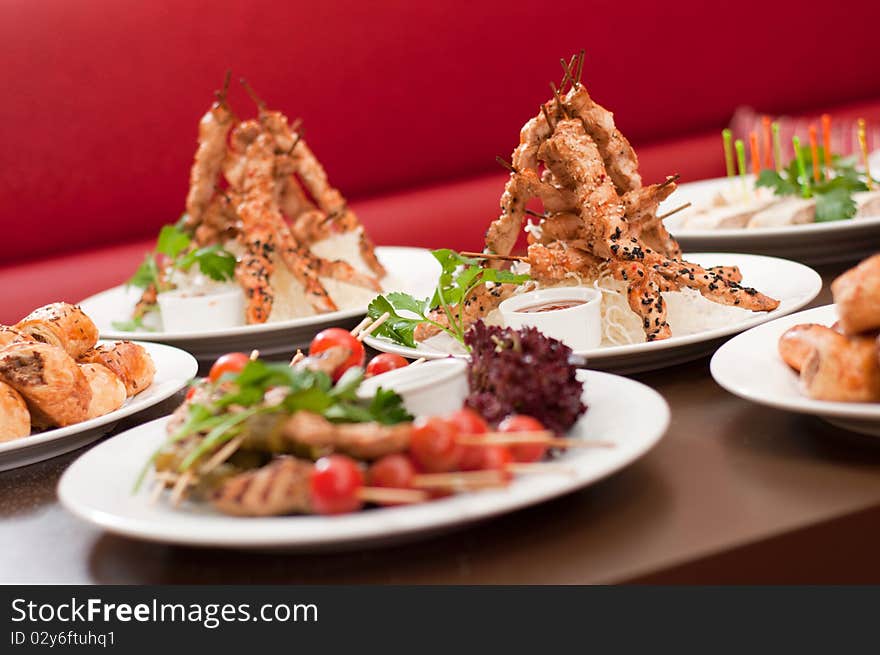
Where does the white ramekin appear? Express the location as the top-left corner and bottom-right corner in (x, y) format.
(157, 287), (246, 333)
(498, 286), (602, 351)
(356, 358), (468, 417)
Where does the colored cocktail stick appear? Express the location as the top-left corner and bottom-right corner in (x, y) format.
(772, 122), (782, 172)
(762, 116), (773, 169)
(722, 128), (735, 178)
(749, 131), (761, 175)
(792, 136), (811, 198)
(735, 138), (748, 198)
(808, 124), (821, 182)
(858, 118), (873, 190)
(821, 113), (832, 178)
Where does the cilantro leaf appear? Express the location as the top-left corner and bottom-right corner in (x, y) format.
(156, 224), (191, 258)
(367, 295), (425, 348)
(756, 169), (797, 196)
(815, 187), (857, 222)
(367, 387), (412, 425)
(178, 245), (237, 281)
(126, 253), (159, 289)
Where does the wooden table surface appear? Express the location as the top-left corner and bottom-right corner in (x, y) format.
(3, 263), (880, 584)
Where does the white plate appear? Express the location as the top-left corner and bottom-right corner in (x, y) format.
(0, 341), (197, 471)
(662, 176), (880, 264)
(364, 253), (822, 374)
(79, 247), (439, 363)
(58, 370), (669, 551)
(711, 304), (880, 437)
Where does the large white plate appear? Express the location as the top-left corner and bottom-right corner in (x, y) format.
(711, 304), (880, 437)
(57, 370), (668, 551)
(0, 341), (197, 471)
(662, 176), (880, 264)
(79, 247), (439, 363)
(364, 253), (822, 374)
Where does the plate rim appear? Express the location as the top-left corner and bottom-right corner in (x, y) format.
(710, 304), (880, 420)
(57, 370), (669, 549)
(0, 340), (198, 456)
(364, 252), (823, 362)
(78, 246), (436, 341)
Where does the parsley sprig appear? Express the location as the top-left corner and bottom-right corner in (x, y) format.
(366, 248), (530, 348)
(756, 148), (872, 222)
(134, 359), (411, 490)
(126, 220), (237, 292)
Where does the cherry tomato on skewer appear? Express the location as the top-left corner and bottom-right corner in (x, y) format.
(369, 453), (416, 489)
(309, 455), (364, 515)
(309, 328), (365, 381)
(410, 416), (462, 473)
(498, 414), (548, 463)
(208, 352), (250, 382)
(365, 353), (409, 378)
(449, 408), (490, 471)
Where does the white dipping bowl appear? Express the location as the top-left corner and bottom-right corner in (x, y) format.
(157, 287), (246, 333)
(356, 358), (468, 417)
(499, 287), (602, 351)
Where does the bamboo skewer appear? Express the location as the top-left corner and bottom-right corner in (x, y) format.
(656, 202), (692, 221)
(410, 357), (427, 366)
(350, 316), (372, 337)
(458, 431), (615, 449)
(289, 350), (304, 366)
(495, 156), (517, 173)
(357, 487), (429, 504)
(459, 251), (528, 263)
(357, 312), (389, 341)
(200, 435), (245, 475)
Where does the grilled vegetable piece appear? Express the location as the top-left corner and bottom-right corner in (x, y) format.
(212, 455), (313, 516)
(14, 303), (99, 359)
(78, 341), (155, 396)
(0, 342), (90, 428)
(79, 363), (127, 419)
(282, 411), (412, 460)
(0, 381), (30, 441)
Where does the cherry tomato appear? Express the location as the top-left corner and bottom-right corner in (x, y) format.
(365, 353), (409, 378)
(478, 445), (514, 481)
(309, 328), (365, 381)
(309, 455), (364, 515)
(499, 414), (548, 463)
(369, 454), (416, 489)
(449, 408), (490, 471)
(208, 352), (250, 382)
(410, 416), (462, 473)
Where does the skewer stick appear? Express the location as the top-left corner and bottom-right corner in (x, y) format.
(357, 487), (429, 504)
(575, 49), (585, 87)
(357, 312), (389, 341)
(772, 122), (782, 172)
(762, 116), (773, 170)
(549, 82), (569, 117)
(858, 118), (873, 190)
(506, 462), (578, 476)
(149, 479), (167, 504)
(821, 114), (832, 179)
(749, 131), (761, 176)
(350, 316), (372, 337)
(540, 103), (555, 131)
(559, 58), (576, 90)
(411, 357), (427, 366)
(525, 208), (549, 219)
(459, 251), (528, 263)
(289, 350), (305, 366)
(170, 471), (194, 506)
(458, 432), (615, 449)
(239, 78), (266, 109)
(735, 139), (748, 196)
(249, 349), (260, 361)
(412, 470), (509, 490)
(808, 124), (821, 182)
(722, 129), (735, 178)
(656, 202), (692, 221)
(495, 156), (517, 173)
(660, 174), (680, 188)
(792, 136), (811, 197)
(200, 435), (245, 475)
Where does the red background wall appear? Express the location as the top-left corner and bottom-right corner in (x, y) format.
(2, 0), (880, 266)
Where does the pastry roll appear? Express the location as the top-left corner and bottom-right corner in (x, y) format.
(15, 303), (99, 359)
(0, 326), (32, 349)
(78, 341), (155, 396)
(831, 254), (880, 335)
(0, 342), (91, 428)
(0, 381), (30, 441)
(79, 363), (127, 419)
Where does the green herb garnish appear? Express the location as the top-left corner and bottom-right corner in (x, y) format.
(366, 248), (530, 349)
(110, 315), (155, 332)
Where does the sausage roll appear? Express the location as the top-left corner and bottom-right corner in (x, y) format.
(79, 363), (127, 419)
(0, 381), (30, 442)
(14, 303), (99, 359)
(831, 254), (880, 335)
(0, 342), (91, 428)
(78, 341), (155, 396)
(0, 326), (32, 349)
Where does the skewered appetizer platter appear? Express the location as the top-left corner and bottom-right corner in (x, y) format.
(712, 253), (880, 436)
(0, 303), (197, 470)
(662, 118), (880, 264)
(362, 53), (821, 373)
(79, 73), (437, 361)
(57, 317), (669, 550)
